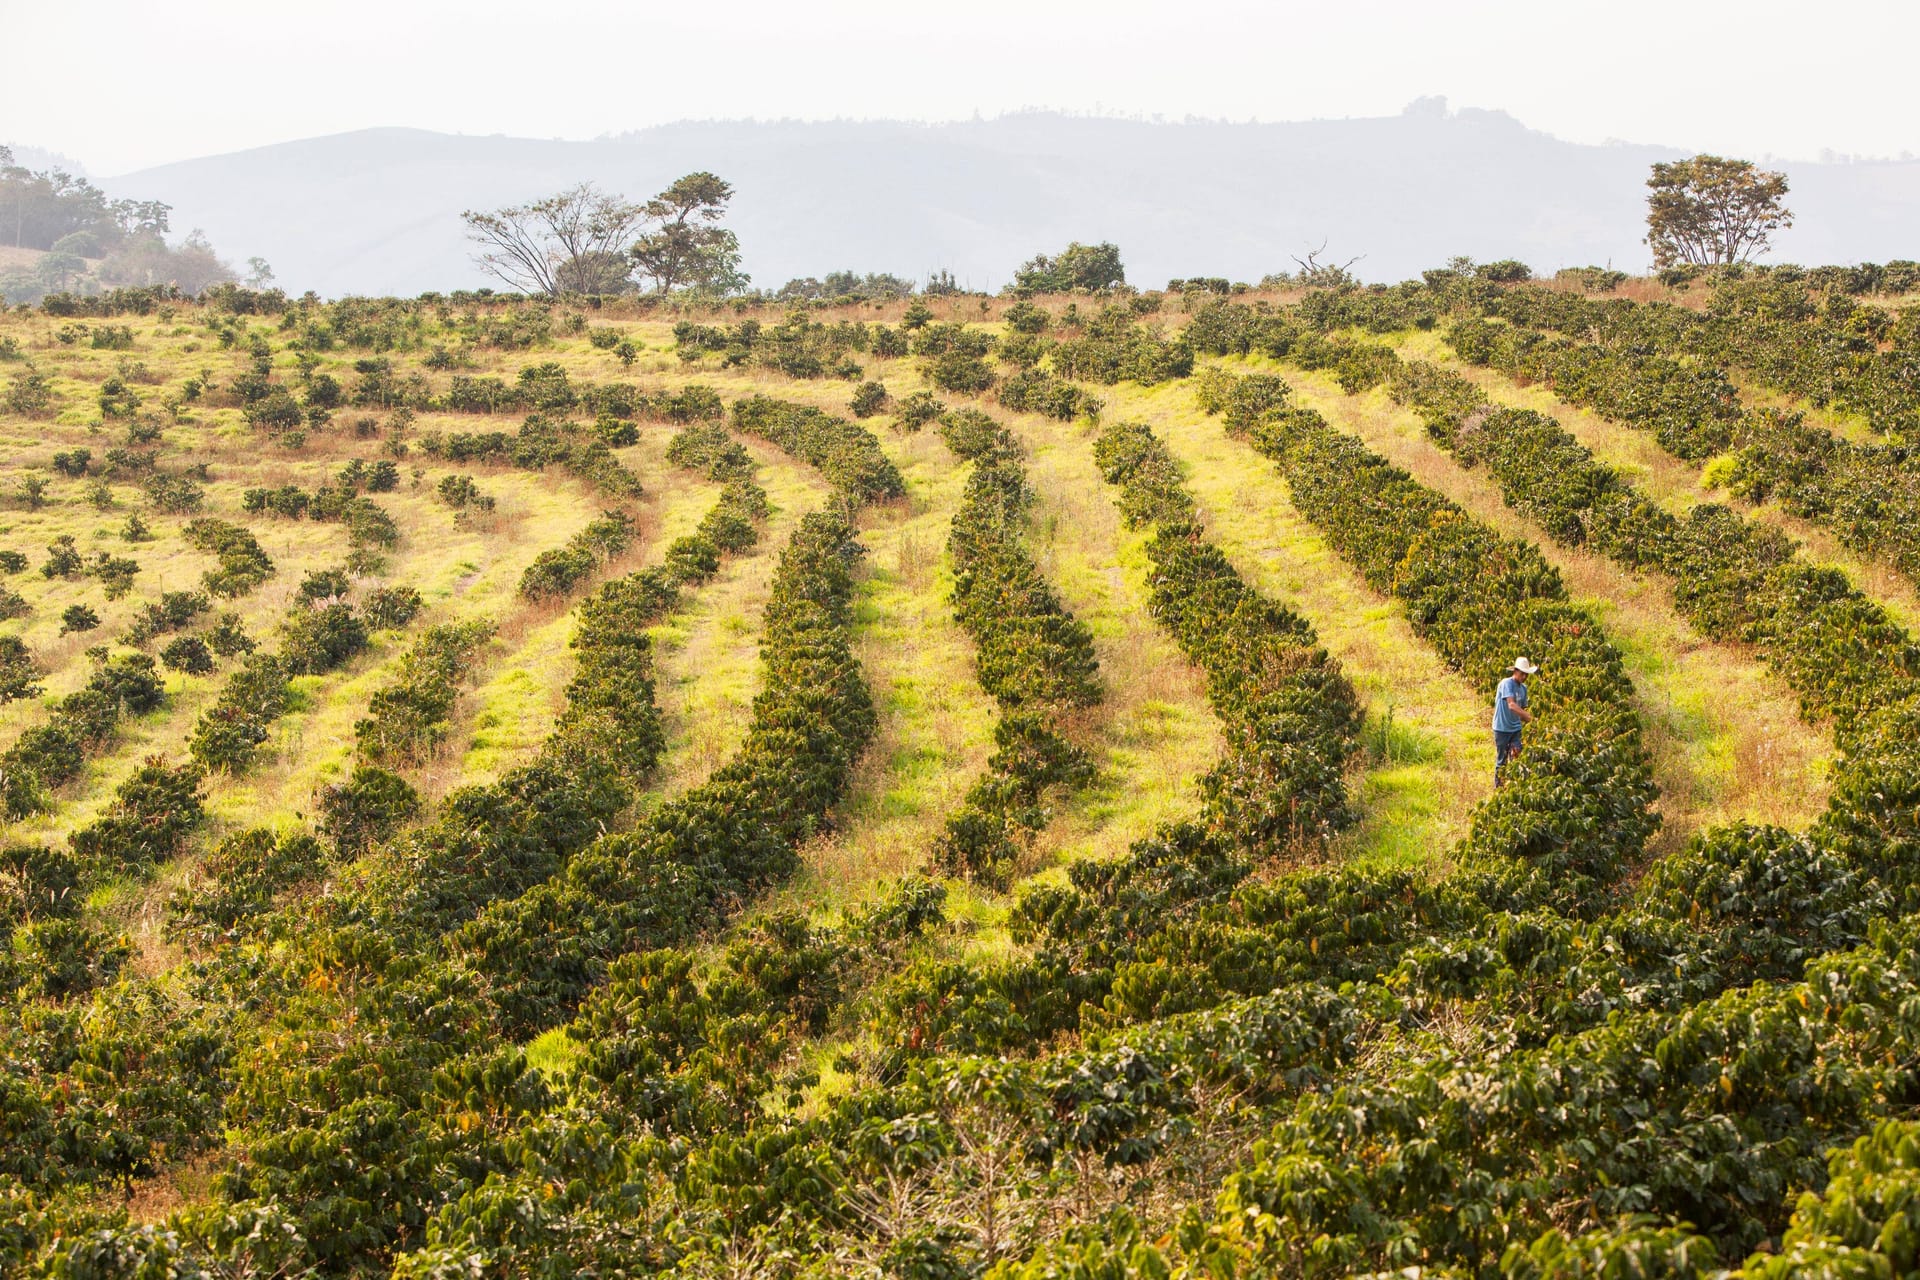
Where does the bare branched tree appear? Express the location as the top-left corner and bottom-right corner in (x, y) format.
(462, 183), (647, 296)
(1290, 239), (1364, 288)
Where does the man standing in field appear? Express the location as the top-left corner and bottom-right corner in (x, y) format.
(1492, 657), (1537, 786)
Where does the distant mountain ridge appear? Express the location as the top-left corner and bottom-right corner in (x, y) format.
(101, 109), (1920, 298)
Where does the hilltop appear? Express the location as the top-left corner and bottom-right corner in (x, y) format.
(99, 108), (1920, 297)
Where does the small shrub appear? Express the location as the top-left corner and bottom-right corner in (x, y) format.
(4, 365), (54, 416)
(89, 553), (139, 600)
(296, 567), (353, 604)
(206, 612), (255, 657)
(849, 380), (889, 418)
(925, 349), (995, 393)
(316, 764), (420, 857)
(363, 585), (424, 630)
(160, 636), (215, 675)
(281, 602), (369, 675)
(59, 604), (100, 635)
(436, 473), (494, 511)
(41, 536), (84, 579)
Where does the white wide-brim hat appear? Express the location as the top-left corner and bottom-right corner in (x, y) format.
(1511, 657), (1539, 675)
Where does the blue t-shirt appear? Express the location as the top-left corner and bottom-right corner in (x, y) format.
(1492, 676), (1529, 733)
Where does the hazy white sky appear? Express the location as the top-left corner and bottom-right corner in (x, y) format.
(3, 0), (1915, 175)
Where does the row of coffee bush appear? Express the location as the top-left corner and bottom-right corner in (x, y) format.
(934, 407), (1101, 888)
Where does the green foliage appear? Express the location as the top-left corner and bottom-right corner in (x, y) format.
(3, 365), (54, 415)
(518, 511), (637, 600)
(58, 604), (99, 636)
(1050, 304), (1193, 385)
(279, 602), (369, 676)
(1646, 154), (1793, 268)
(996, 368), (1104, 421)
(182, 517), (274, 597)
(849, 379), (888, 418)
(356, 621), (494, 766)
(731, 395), (907, 506)
(317, 765), (422, 859)
(68, 757), (205, 876)
(167, 827), (327, 943)
(1013, 241), (1126, 293)
(159, 635), (215, 675)
(893, 389), (945, 432)
(0, 636), (41, 703)
(630, 172), (748, 295)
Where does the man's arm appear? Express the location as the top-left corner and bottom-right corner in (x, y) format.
(1504, 695), (1533, 724)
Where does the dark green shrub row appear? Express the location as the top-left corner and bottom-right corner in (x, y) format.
(1449, 312), (1745, 459)
(66, 758), (205, 881)
(943, 415), (1101, 710)
(995, 367), (1104, 421)
(180, 518), (274, 598)
(0, 652), (164, 818)
(664, 420), (754, 479)
(1090, 419), (1195, 528)
(675, 313), (875, 380)
(934, 409), (1100, 888)
(1093, 418), (1363, 856)
(518, 510), (636, 600)
(185, 654), (293, 775)
(730, 394), (906, 506)
(353, 621), (495, 767)
(418, 413), (643, 499)
(936, 713), (1096, 890)
(1049, 303), (1194, 385)
(242, 467), (399, 519)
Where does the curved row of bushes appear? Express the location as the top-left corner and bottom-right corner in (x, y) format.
(934, 407), (1101, 888)
(0, 652), (164, 818)
(729, 393), (906, 506)
(1092, 417), (1363, 855)
(1447, 305), (1920, 589)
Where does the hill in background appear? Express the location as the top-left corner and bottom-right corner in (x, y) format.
(101, 105), (1920, 298)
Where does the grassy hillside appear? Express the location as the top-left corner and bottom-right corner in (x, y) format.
(4, 267), (1920, 1277)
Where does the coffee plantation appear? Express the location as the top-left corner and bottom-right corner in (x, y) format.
(3, 262), (1920, 1278)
